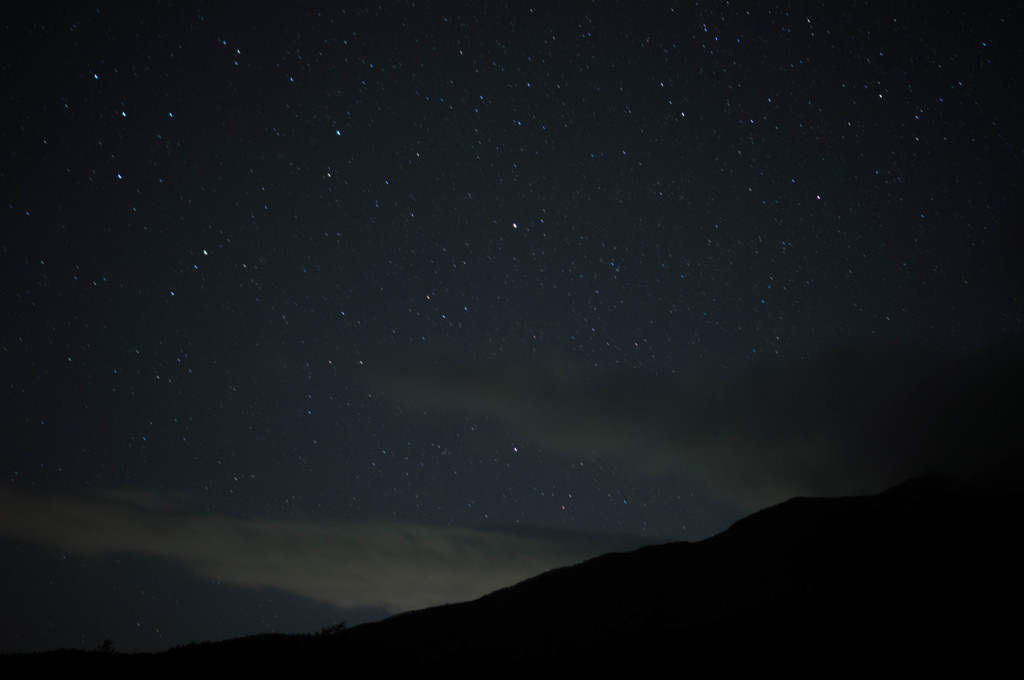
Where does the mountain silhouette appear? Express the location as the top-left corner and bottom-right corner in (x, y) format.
(12, 476), (1020, 672)
(326, 475), (1020, 671)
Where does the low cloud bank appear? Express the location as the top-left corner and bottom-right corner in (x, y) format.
(0, 489), (637, 613)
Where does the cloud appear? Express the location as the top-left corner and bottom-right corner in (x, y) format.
(0, 488), (637, 613)
(374, 341), (1024, 508)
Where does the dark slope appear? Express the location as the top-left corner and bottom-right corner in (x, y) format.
(322, 476), (1020, 670)
(13, 477), (1021, 671)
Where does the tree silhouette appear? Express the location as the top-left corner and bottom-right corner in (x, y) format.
(317, 621), (347, 636)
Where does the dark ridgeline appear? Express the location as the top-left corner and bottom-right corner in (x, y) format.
(12, 475), (1020, 672)
(326, 475), (1020, 671)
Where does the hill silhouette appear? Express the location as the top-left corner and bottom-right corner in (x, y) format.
(9, 476), (1020, 671)
(328, 475), (1020, 671)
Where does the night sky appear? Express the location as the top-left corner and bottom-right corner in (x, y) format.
(2, 2), (1022, 653)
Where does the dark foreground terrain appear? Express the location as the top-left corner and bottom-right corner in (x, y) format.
(8, 476), (1021, 671)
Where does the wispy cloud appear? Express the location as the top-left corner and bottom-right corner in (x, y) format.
(374, 343), (1024, 507)
(0, 489), (638, 613)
